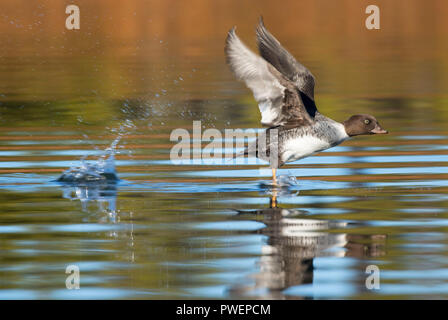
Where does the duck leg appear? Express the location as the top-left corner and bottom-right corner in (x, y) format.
(272, 168), (277, 186)
(270, 191), (278, 208)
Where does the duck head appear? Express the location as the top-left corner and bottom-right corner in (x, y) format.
(343, 114), (388, 137)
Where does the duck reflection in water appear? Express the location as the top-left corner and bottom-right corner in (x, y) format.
(230, 186), (386, 299)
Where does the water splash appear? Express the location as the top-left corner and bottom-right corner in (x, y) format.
(57, 154), (118, 183)
(258, 172), (300, 197)
(277, 174), (299, 187)
(57, 119), (136, 184)
(56, 120), (137, 218)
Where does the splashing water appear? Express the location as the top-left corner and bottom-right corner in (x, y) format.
(57, 153), (118, 183)
(258, 172), (300, 197)
(57, 119), (136, 184)
(56, 119), (137, 217)
(277, 173), (298, 187)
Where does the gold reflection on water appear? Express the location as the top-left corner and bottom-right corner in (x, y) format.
(0, 0), (448, 299)
(1, 0), (448, 102)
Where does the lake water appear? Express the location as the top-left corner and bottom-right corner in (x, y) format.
(1, 0), (448, 300)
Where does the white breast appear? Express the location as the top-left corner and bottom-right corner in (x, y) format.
(281, 122), (349, 164)
(281, 135), (331, 163)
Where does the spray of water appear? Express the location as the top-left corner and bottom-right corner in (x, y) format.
(57, 118), (136, 184)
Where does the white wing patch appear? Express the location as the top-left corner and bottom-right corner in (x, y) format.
(226, 29), (285, 126)
(258, 100), (281, 125)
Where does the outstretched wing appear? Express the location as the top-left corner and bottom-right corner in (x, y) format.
(256, 17), (317, 116)
(225, 27), (313, 127)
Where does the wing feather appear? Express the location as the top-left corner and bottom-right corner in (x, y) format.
(256, 17), (316, 102)
(225, 28), (286, 126)
(225, 26), (313, 127)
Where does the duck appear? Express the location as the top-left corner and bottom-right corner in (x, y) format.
(225, 18), (388, 185)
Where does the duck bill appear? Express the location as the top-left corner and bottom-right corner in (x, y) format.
(371, 124), (388, 134)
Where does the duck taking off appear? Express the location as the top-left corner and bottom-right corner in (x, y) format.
(225, 18), (388, 185)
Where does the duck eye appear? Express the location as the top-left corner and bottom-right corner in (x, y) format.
(364, 119), (370, 125)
